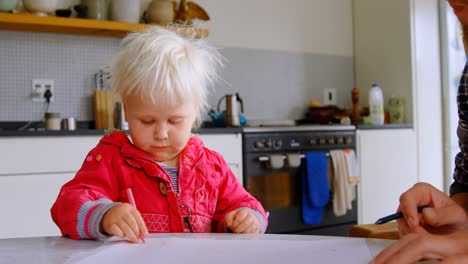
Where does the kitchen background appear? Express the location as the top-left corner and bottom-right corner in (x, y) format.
(0, 0), (452, 238)
(0, 0), (354, 122)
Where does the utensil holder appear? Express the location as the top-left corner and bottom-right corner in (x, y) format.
(94, 90), (115, 129)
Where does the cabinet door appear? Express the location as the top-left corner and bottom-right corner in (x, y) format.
(0, 173), (74, 239)
(357, 129), (417, 224)
(0, 136), (101, 175)
(196, 133), (243, 184)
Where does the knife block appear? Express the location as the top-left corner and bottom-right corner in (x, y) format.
(93, 90), (115, 129)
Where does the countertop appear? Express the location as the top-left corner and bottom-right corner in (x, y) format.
(0, 121), (243, 137)
(356, 124), (413, 130)
(0, 233), (393, 263)
(0, 121), (414, 137)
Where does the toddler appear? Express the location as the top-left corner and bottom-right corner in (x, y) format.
(51, 27), (267, 243)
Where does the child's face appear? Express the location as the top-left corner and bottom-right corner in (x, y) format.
(123, 94), (197, 167)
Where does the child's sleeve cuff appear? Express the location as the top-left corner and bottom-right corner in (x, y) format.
(239, 207), (267, 234)
(77, 199), (120, 240)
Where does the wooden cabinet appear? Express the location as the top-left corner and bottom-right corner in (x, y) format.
(356, 128), (417, 224)
(0, 132), (242, 238)
(0, 13), (208, 38)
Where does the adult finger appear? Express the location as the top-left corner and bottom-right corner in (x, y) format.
(398, 183), (434, 229)
(384, 235), (457, 264)
(373, 233), (417, 264)
(422, 205), (467, 230)
(397, 217), (411, 236)
(442, 254), (468, 264)
(399, 217), (428, 237)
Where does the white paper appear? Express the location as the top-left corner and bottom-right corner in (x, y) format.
(67, 236), (373, 264)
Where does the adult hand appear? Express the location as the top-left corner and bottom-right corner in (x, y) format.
(372, 227), (468, 264)
(397, 182), (467, 236)
(101, 203), (148, 243)
(225, 208), (260, 234)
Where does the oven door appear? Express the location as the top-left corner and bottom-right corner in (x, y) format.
(243, 151), (357, 236)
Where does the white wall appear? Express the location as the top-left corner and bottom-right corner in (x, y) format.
(197, 0), (354, 56)
(353, 0), (444, 190)
(353, 0), (414, 123)
(411, 0), (443, 189)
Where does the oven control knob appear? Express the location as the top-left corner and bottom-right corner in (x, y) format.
(266, 139), (273, 148)
(327, 137), (335, 145)
(319, 138), (326, 145)
(345, 137), (353, 144)
(309, 138), (317, 145)
(290, 138), (300, 147)
(337, 137), (344, 144)
(275, 139), (283, 148)
(255, 141), (265, 148)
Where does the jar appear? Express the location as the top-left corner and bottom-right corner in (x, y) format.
(110, 0), (140, 23)
(61, 117), (76, 131)
(45, 112), (61, 130)
(388, 97), (405, 124)
(147, 0), (174, 25)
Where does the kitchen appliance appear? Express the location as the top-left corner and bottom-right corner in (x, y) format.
(242, 125), (357, 235)
(210, 93), (246, 127)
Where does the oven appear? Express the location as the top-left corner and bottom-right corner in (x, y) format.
(242, 126), (357, 236)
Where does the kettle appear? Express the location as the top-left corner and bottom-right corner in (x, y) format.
(209, 93), (247, 127)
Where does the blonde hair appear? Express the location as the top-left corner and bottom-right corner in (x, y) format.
(111, 26), (223, 127)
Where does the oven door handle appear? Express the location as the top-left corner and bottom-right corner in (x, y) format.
(257, 153), (331, 162)
(258, 154), (306, 162)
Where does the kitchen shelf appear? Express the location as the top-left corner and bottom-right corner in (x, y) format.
(0, 12), (208, 38)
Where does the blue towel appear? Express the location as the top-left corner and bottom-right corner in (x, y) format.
(302, 152), (330, 224)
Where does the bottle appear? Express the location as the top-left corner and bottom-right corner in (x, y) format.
(368, 83), (384, 125)
(351, 87), (360, 125)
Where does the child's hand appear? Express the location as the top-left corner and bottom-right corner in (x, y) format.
(225, 208), (260, 234)
(101, 203), (148, 243)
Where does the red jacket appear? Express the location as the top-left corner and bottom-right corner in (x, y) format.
(51, 131), (267, 239)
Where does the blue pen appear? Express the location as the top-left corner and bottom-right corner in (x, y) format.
(375, 205), (430, 225)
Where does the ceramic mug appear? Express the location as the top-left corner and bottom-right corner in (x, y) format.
(23, 0), (58, 16)
(111, 0), (140, 23)
(82, 0), (108, 20)
(0, 0), (19, 12)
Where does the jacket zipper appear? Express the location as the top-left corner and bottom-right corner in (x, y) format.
(184, 216), (194, 233)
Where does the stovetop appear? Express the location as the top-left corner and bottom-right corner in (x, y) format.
(242, 125), (355, 133)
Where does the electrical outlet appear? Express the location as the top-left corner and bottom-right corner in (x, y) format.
(31, 79), (54, 103)
(323, 88), (336, 105)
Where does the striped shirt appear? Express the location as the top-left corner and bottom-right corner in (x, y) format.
(157, 163), (267, 232)
(451, 62), (468, 195)
(158, 162), (179, 193)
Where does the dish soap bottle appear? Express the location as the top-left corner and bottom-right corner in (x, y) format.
(369, 83), (384, 125)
